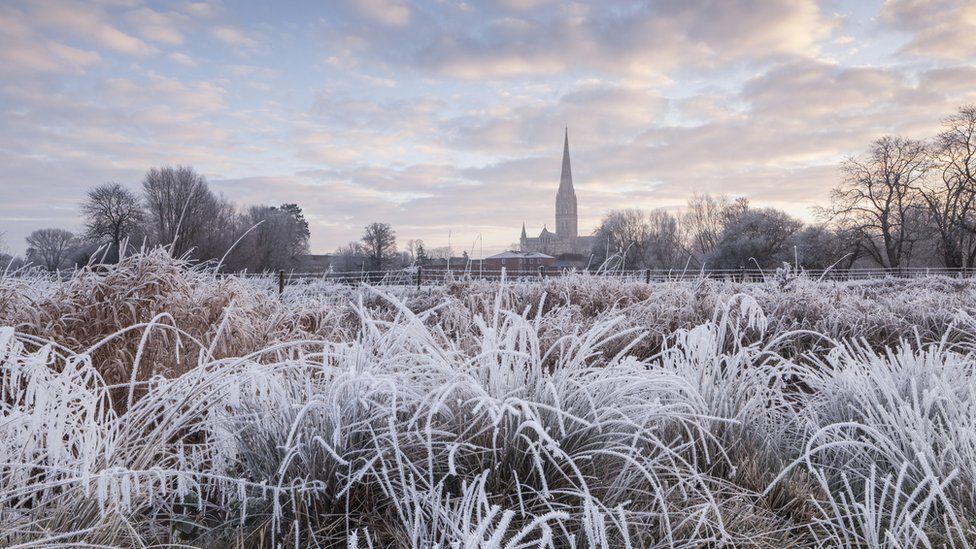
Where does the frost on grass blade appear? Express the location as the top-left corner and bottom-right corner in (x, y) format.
(1, 252), (975, 546)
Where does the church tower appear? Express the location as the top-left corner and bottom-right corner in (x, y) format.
(555, 128), (578, 240)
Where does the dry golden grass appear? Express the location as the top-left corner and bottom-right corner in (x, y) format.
(1, 251), (307, 409)
(3, 251), (976, 546)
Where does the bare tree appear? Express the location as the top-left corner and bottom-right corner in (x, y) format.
(142, 166), (220, 257)
(275, 204), (311, 260)
(918, 106), (976, 268)
(426, 246), (454, 260)
(682, 194), (748, 264)
(361, 222), (397, 270)
(332, 241), (366, 272)
(403, 239), (428, 265)
(645, 209), (687, 269)
(193, 195), (239, 262)
(592, 208), (693, 270)
(820, 136), (930, 268)
(82, 183), (144, 258)
(404, 239), (423, 265)
(793, 224), (859, 269)
(706, 207), (803, 269)
(0, 232), (26, 270)
(25, 228), (76, 270)
(227, 205), (310, 271)
(592, 209), (653, 270)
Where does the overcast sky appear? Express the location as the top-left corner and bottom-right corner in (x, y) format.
(2, 0), (976, 256)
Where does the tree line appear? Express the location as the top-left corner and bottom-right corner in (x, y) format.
(4, 166), (310, 272)
(592, 194), (845, 271)
(328, 223), (476, 273)
(594, 105), (976, 272)
(5, 105), (974, 274)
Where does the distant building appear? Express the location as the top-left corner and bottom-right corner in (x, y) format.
(294, 253), (333, 272)
(484, 250), (555, 271)
(424, 256), (479, 271)
(552, 252), (589, 270)
(519, 129), (596, 257)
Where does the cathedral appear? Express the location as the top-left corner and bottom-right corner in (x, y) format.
(519, 129), (596, 257)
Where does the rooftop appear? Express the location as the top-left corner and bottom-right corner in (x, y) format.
(486, 250), (555, 260)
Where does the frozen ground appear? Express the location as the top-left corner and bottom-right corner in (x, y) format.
(2, 251), (975, 547)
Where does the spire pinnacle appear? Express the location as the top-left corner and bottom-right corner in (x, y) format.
(520, 222), (527, 239)
(558, 127), (573, 195)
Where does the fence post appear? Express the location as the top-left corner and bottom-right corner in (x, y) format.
(644, 269), (650, 284)
(416, 266), (422, 290)
(739, 265), (745, 283)
(278, 269), (285, 296)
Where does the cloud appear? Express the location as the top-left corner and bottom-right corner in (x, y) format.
(45, 40), (102, 67)
(319, 0), (837, 80)
(1, 39), (101, 75)
(325, 48), (358, 69)
(354, 0), (410, 27)
(25, 0), (156, 56)
(498, 0), (559, 9)
(659, 0), (835, 59)
(125, 7), (187, 45)
(880, 0), (976, 60)
(0, 4), (102, 74)
(742, 60), (903, 120)
(103, 74), (226, 113)
(212, 25), (257, 48)
(170, 51), (197, 66)
(441, 81), (666, 155)
(2, 0), (975, 257)
(95, 24), (156, 55)
(185, 1), (222, 19)
(224, 63), (277, 80)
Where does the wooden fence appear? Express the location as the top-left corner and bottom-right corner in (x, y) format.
(241, 266), (976, 294)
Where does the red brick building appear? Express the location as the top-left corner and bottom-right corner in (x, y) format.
(484, 250), (556, 272)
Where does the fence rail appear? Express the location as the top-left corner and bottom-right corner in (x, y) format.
(228, 266), (976, 292)
(14, 265), (976, 289)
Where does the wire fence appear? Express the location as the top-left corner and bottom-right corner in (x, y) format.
(230, 265), (976, 293)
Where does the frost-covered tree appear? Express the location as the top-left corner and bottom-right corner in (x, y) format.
(792, 224), (858, 270)
(274, 203), (311, 261)
(82, 183), (144, 260)
(645, 209), (687, 269)
(592, 209), (653, 270)
(332, 241), (366, 272)
(682, 194), (749, 264)
(228, 205), (310, 272)
(25, 228), (76, 270)
(919, 106), (976, 268)
(820, 137), (930, 268)
(142, 166), (222, 257)
(413, 240), (428, 265)
(706, 207), (803, 269)
(361, 222), (397, 270)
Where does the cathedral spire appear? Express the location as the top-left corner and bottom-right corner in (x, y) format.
(558, 127), (573, 195)
(520, 222), (527, 240)
(554, 128), (578, 240)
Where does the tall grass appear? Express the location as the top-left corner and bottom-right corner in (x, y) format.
(1, 252), (975, 546)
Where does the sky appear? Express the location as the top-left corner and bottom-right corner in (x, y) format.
(2, 0), (976, 257)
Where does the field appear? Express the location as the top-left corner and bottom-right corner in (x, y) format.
(2, 250), (976, 547)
